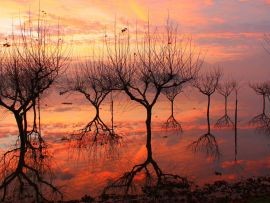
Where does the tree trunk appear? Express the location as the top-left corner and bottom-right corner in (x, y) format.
(95, 105), (100, 119)
(146, 107), (152, 161)
(171, 100), (174, 117)
(234, 91), (238, 162)
(14, 113), (26, 172)
(207, 95), (211, 134)
(225, 96), (228, 115)
(111, 93), (114, 132)
(263, 94), (266, 114)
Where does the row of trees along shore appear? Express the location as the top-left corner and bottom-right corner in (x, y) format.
(0, 13), (270, 202)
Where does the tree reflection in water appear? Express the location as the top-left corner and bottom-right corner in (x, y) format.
(100, 21), (201, 201)
(189, 68), (222, 159)
(102, 136), (191, 201)
(249, 82), (270, 135)
(162, 85), (183, 134)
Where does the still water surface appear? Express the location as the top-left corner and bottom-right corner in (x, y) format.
(49, 127), (270, 200)
(1, 91), (270, 200)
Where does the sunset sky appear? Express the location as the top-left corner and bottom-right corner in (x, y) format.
(0, 0), (270, 128)
(0, 0), (270, 71)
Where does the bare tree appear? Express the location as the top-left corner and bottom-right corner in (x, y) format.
(215, 80), (235, 128)
(162, 85), (183, 133)
(249, 82), (270, 134)
(0, 12), (66, 202)
(189, 68), (222, 158)
(102, 21), (201, 199)
(61, 60), (121, 158)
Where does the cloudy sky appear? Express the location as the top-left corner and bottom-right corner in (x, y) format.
(0, 0), (270, 126)
(1, 0), (270, 66)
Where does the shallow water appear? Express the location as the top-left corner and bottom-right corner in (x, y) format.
(47, 127), (270, 200)
(1, 91), (270, 200)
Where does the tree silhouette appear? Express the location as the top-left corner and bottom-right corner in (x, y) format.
(0, 13), (66, 201)
(61, 60), (121, 156)
(189, 68), (222, 158)
(233, 81), (239, 162)
(215, 80), (235, 128)
(249, 82), (270, 134)
(259, 33), (270, 134)
(162, 85), (183, 133)
(102, 21), (201, 199)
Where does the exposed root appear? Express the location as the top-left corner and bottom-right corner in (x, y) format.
(1, 126), (61, 202)
(249, 113), (270, 127)
(188, 133), (220, 159)
(162, 115), (183, 134)
(0, 148), (62, 202)
(0, 166), (62, 202)
(101, 158), (191, 202)
(69, 115), (122, 162)
(215, 114), (234, 128)
(102, 159), (161, 197)
(249, 113), (270, 135)
(72, 115), (122, 148)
